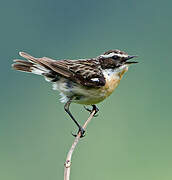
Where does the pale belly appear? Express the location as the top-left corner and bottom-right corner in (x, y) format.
(53, 66), (128, 104)
(75, 77), (121, 105)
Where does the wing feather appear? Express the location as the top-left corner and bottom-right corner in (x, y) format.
(18, 52), (105, 87)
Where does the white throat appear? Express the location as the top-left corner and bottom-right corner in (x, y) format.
(102, 64), (129, 80)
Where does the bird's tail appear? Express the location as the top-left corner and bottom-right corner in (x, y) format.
(12, 52), (51, 76)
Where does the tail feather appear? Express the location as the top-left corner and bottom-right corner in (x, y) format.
(12, 52), (61, 83)
(13, 59), (33, 66)
(19, 52), (38, 63)
(12, 52), (51, 75)
(12, 63), (32, 72)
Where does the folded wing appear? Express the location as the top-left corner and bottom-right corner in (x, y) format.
(12, 52), (105, 87)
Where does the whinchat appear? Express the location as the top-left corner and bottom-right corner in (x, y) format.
(12, 49), (138, 137)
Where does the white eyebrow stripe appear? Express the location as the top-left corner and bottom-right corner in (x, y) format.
(100, 52), (128, 58)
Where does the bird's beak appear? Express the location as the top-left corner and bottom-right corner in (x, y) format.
(125, 55), (138, 64)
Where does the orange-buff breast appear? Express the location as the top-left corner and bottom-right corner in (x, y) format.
(100, 68), (128, 98)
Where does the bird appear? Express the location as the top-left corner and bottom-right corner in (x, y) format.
(12, 49), (138, 137)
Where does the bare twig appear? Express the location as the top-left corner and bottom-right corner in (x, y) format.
(64, 109), (96, 180)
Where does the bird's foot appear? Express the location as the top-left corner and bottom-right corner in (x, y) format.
(84, 105), (99, 117)
(71, 126), (85, 138)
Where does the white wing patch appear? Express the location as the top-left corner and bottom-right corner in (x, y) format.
(91, 78), (99, 82)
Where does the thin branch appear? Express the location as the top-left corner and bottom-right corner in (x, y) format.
(64, 109), (96, 180)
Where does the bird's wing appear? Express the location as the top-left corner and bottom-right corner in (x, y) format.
(18, 52), (105, 87)
(42, 57), (106, 87)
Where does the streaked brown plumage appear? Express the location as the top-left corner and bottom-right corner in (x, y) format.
(13, 52), (106, 87)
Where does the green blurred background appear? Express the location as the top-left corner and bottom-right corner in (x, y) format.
(1, 0), (172, 179)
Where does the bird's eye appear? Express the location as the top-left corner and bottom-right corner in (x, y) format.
(112, 55), (118, 60)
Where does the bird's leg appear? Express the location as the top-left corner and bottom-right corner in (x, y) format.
(64, 100), (85, 138)
(84, 105), (99, 117)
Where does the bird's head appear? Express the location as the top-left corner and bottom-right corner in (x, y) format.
(98, 49), (138, 71)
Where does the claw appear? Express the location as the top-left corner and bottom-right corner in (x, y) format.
(84, 106), (92, 113)
(93, 113), (98, 117)
(71, 131), (77, 137)
(84, 105), (99, 117)
(92, 105), (99, 114)
(71, 127), (85, 138)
